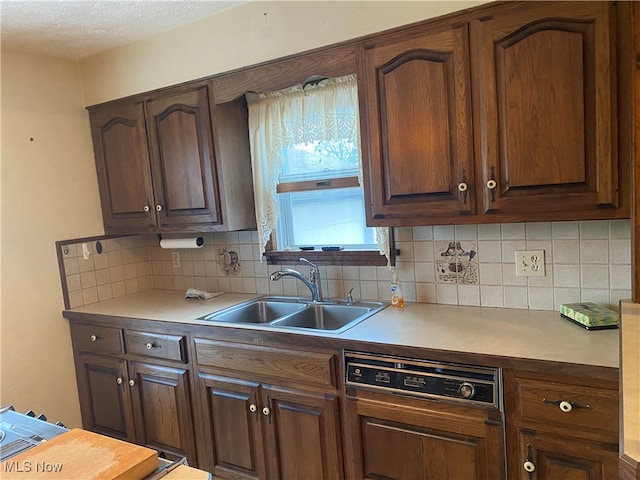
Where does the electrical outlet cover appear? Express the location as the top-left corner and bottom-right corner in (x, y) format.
(515, 250), (545, 277)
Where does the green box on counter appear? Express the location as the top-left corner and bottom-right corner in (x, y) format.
(559, 302), (619, 330)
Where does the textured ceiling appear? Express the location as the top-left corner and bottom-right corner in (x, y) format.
(1, 0), (246, 60)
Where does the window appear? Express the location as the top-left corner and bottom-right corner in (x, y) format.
(246, 75), (390, 264)
(275, 139), (376, 250)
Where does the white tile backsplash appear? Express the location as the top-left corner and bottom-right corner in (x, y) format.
(501, 223), (525, 240)
(59, 220), (632, 311)
(552, 221), (580, 239)
(477, 223), (501, 240)
(503, 286), (528, 309)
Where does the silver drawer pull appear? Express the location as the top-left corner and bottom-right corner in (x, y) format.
(90, 335), (97, 342)
(146, 342), (154, 350)
(542, 398), (591, 412)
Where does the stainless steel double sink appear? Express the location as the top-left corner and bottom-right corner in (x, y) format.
(199, 296), (388, 334)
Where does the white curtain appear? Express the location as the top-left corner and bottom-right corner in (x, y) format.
(246, 74), (390, 264)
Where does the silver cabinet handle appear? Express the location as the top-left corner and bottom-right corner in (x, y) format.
(156, 205), (163, 212)
(486, 179), (497, 190)
(523, 461), (536, 473)
(116, 377), (123, 385)
(143, 205), (150, 212)
(129, 379), (135, 387)
(146, 342), (153, 350)
(90, 335), (97, 342)
(457, 182), (468, 192)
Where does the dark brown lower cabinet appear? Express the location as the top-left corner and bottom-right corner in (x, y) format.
(516, 429), (619, 480)
(344, 391), (506, 480)
(76, 352), (136, 442)
(75, 352), (198, 465)
(504, 369), (619, 480)
(198, 373), (343, 480)
(128, 362), (197, 465)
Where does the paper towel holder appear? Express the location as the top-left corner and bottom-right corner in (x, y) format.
(158, 235), (205, 249)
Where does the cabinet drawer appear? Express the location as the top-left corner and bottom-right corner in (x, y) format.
(195, 339), (336, 388)
(72, 324), (124, 354)
(515, 377), (618, 435)
(125, 330), (187, 363)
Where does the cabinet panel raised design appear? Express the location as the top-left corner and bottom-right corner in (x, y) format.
(360, 23), (475, 223)
(129, 362), (197, 465)
(264, 386), (342, 480)
(198, 374), (266, 480)
(146, 86), (221, 227)
(90, 102), (156, 231)
(474, 2), (617, 215)
(517, 429), (619, 480)
(361, 417), (484, 480)
(76, 353), (136, 443)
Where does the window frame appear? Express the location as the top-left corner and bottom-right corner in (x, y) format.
(263, 233), (396, 266)
(275, 175), (377, 252)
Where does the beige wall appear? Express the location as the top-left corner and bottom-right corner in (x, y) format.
(0, 50), (103, 426)
(79, 0), (485, 106)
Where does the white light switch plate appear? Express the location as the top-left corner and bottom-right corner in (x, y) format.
(515, 250), (545, 277)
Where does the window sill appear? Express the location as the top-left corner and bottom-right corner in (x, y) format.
(264, 249), (394, 267)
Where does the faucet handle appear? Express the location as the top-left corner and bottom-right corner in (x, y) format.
(346, 287), (355, 305)
(299, 257), (319, 278)
(298, 257), (317, 269)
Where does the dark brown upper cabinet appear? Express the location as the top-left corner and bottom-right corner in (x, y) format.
(145, 86), (221, 229)
(359, 23), (475, 224)
(472, 1), (619, 217)
(359, 1), (629, 226)
(90, 101), (156, 232)
(89, 82), (255, 234)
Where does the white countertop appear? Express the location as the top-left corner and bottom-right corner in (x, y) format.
(64, 289), (619, 369)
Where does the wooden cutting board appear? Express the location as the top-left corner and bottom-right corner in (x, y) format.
(163, 465), (212, 480)
(0, 428), (158, 479)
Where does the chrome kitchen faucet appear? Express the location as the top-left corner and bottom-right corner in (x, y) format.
(270, 258), (324, 302)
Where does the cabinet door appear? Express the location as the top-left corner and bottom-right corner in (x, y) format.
(198, 373), (266, 480)
(516, 429), (619, 480)
(75, 353), (136, 443)
(345, 397), (505, 480)
(262, 385), (343, 480)
(128, 362), (197, 466)
(146, 85), (221, 228)
(359, 23), (475, 225)
(472, 2), (617, 215)
(89, 102), (156, 232)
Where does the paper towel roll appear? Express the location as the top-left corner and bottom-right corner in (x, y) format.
(160, 237), (204, 249)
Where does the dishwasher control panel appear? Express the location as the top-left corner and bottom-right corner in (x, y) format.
(345, 351), (502, 410)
